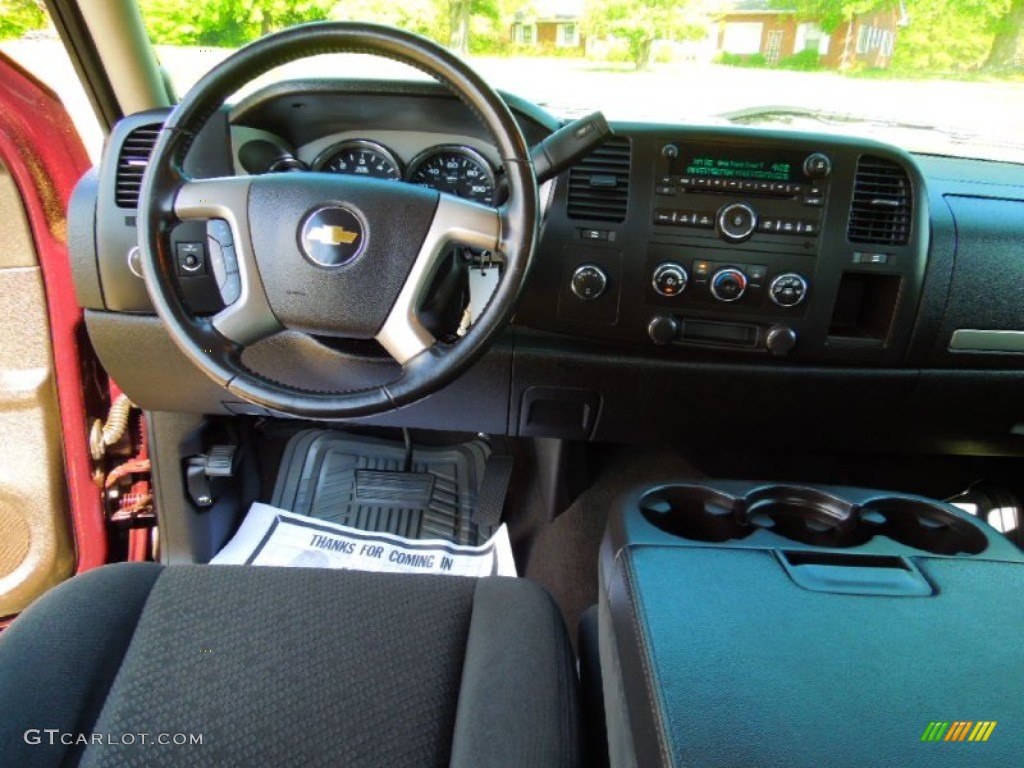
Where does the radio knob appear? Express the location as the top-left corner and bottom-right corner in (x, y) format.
(717, 203), (757, 243)
(652, 262), (688, 297)
(648, 316), (679, 345)
(803, 152), (832, 178)
(570, 263), (608, 301)
(769, 272), (809, 307)
(710, 267), (748, 302)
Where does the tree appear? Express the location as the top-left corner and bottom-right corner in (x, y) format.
(331, 0), (447, 41)
(776, 0), (896, 68)
(140, 0), (336, 47)
(587, 0), (707, 70)
(0, 0), (47, 41)
(889, 0), (1019, 74)
(983, 0), (1023, 70)
(447, 0), (500, 53)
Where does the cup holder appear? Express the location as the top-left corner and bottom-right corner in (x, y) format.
(638, 484), (990, 555)
(639, 487), (750, 543)
(860, 498), (987, 556)
(743, 486), (873, 549)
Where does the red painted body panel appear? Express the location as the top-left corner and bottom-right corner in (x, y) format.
(0, 52), (106, 572)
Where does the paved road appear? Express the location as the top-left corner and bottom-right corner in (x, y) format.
(4, 40), (1023, 164)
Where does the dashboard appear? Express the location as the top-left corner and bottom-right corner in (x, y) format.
(68, 80), (1024, 453)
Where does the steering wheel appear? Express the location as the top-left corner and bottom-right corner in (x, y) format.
(138, 22), (537, 419)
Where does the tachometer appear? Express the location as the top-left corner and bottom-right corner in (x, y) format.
(314, 140), (402, 180)
(407, 146), (496, 205)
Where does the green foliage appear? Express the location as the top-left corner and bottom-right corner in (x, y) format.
(892, 0), (1016, 73)
(331, 0), (446, 40)
(716, 51), (769, 68)
(771, 0), (896, 34)
(586, 0), (707, 70)
(0, 0), (47, 41)
(776, 48), (824, 70)
(140, 0), (336, 47)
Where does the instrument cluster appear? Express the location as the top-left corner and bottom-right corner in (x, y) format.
(312, 139), (496, 205)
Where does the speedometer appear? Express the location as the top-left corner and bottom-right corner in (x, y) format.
(314, 140), (402, 180)
(406, 146), (496, 205)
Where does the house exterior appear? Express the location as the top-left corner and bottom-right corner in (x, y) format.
(511, 0), (586, 52)
(716, 1), (906, 69)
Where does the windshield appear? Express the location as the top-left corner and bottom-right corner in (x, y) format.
(7, 1), (1024, 163)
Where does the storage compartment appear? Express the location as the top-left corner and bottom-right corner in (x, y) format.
(827, 272), (902, 345)
(601, 479), (1024, 768)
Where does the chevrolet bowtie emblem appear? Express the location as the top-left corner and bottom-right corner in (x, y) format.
(306, 224), (359, 246)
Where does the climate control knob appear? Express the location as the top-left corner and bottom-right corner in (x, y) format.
(652, 262), (688, 297)
(717, 203), (757, 243)
(769, 272), (809, 307)
(710, 267), (748, 302)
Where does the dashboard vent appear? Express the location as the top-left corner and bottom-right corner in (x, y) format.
(847, 155), (912, 246)
(566, 137), (631, 223)
(115, 124), (161, 208)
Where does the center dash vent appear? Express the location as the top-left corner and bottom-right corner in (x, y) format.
(567, 136), (630, 223)
(847, 155), (912, 246)
(115, 124), (161, 208)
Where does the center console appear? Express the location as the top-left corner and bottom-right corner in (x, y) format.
(598, 481), (1024, 767)
(518, 128), (930, 365)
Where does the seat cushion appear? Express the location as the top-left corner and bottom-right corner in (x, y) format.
(0, 563), (581, 768)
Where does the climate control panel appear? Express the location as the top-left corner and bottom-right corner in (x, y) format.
(646, 253), (809, 310)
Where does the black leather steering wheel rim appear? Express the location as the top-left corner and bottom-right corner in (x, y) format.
(138, 22), (537, 419)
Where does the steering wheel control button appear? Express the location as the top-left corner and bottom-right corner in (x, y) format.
(570, 264), (608, 301)
(769, 273), (809, 307)
(127, 247), (143, 279)
(710, 267), (748, 302)
(652, 262), (688, 297)
(803, 152), (832, 178)
(175, 242), (207, 276)
(299, 206), (366, 267)
(648, 316), (679, 345)
(718, 203), (757, 242)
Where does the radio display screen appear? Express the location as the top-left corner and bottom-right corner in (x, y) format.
(669, 147), (806, 182)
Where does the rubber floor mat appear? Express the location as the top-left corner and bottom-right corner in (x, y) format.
(271, 430), (494, 545)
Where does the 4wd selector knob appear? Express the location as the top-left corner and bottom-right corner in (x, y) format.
(570, 263), (608, 300)
(717, 203), (757, 243)
(710, 267), (748, 302)
(652, 262), (688, 297)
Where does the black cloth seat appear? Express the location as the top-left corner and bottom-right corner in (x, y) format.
(0, 563), (581, 767)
